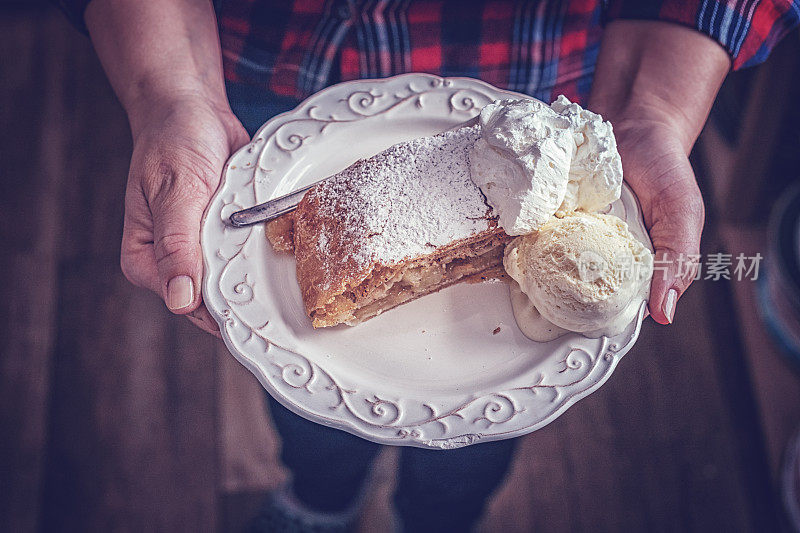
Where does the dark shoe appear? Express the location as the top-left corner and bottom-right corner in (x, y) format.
(248, 484), (361, 533)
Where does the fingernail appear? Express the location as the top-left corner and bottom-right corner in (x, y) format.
(663, 288), (677, 324)
(167, 275), (194, 311)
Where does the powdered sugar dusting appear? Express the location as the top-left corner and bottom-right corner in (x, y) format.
(310, 125), (492, 276)
(316, 230), (329, 255)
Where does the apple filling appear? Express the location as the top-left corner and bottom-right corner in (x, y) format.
(310, 234), (507, 326)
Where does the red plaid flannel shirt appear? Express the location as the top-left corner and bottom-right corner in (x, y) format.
(59, 0), (800, 104)
(217, 0), (800, 104)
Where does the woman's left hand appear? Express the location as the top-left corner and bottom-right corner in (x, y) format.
(588, 19), (730, 325)
(609, 117), (705, 324)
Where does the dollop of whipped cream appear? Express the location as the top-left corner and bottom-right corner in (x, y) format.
(468, 96), (622, 235)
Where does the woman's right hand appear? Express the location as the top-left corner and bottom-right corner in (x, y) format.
(121, 96), (250, 336)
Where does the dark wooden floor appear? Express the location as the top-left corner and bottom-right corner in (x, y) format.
(2, 5), (799, 533)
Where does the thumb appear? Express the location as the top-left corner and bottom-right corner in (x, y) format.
(645, 188), (705, 325)
(648, 247), (700, 325)
(149, 176), (209, 315)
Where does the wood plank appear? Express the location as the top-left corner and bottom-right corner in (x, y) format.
(0, 8), (66, 532)
(719, 224), (800, 479)
(36, 10), (221, 531)
(42, 271), (220, 531)
(217, 344), (285, 493)
(698, 118), (737, 222)
(722, 39), (799, 223)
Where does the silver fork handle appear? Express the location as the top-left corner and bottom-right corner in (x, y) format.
(228, 117), (480, 227)
(228, 182), (318, 227)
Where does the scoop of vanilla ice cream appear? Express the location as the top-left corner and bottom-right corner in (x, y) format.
(550, 95), (623, 216)
(469, 99), (576, 235)
(468, 97), (623, 235)
(504, 212), (653, 337)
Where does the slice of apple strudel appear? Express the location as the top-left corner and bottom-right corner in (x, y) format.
(266, 125), (510, 328)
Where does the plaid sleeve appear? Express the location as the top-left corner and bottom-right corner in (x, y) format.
(605, 0), (800, 70)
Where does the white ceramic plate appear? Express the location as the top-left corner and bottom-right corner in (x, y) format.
(201, 73), (651, 449)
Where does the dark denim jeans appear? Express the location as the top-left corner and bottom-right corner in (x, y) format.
(227, 82), (518, 532)
(268, 395), (517, 532)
